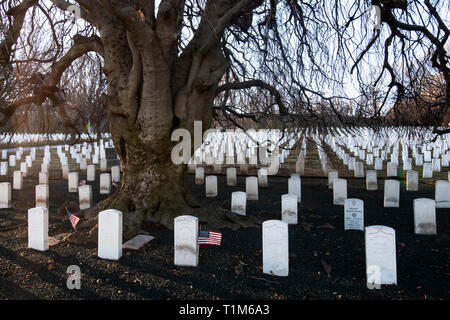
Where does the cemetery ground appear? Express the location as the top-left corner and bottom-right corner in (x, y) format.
(0, 154), (449, 300)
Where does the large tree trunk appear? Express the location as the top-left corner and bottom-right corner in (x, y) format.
(98, 136), (198, 238)
(67, 1), (262, 242)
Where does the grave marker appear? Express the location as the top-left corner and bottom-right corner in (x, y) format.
(79, 185), (92, 210)
(406, 170), (418, 191)
(263, 220), (289, 277)
(384, 180), (400, 207)
(0, 182), (11, 208)
(205, 175), (218, 198)
(281, 194), (298, 224)
(98, 209), (123, 260)
(246, 177), (258, 200)
(100, 173), (112, 194)
(231, 191), (246, 216)
(344, 198), (364, 231)
(435, 180), (450, 208)
(13, 171), (23, 190)
(174, 215), (198, 267)
(35, 184), (49, 208)
(366, 170), (378, 191)
(333, 179), (347, 205)
(28, 207), (49, 251)
(68, 172), (79, 192)
(413, 198), (437, 235)
(365, 225), (397, 286)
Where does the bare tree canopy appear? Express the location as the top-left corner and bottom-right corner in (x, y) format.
(0, 0), (449, 236)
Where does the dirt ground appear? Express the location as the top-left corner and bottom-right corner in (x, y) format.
(0, 147), (449, 300)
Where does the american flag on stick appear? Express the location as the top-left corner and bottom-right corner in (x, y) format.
(66, 207), (80, 230)
(198, 230), (222, 246)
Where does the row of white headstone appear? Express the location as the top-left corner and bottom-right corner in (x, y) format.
(0, 139), (122, 211)
(24, 201), (434, 288)
(27, 207), (123, 260)
(173, 214), (401, 285)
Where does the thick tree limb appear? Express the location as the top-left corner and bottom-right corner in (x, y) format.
(216, 79), (288, 116)
(0, 0), (38, 64)
(3, 35), (104, 124)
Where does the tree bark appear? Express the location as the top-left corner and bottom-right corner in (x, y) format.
(97, 136), (198, 238)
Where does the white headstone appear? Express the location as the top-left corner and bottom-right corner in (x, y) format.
(9, 155), (16, 167)
(205, 175), (218, 198)
(195, 167), (204, 185)
(41, 163), (48, 173)
(80, 158), (87, 170)
(100, 159), (107, 171)
(354, 162), (365, 178)
(13, 171), (23, 190)
(384, 180), (400, 207)
(79, 185), (92, 210)
(423, 163), (433, 178)
(413, 198), (437, 235)
(281, 194), (298, 224)
(20, 162), (28, 177)
(28, 207), (49, 251)
(328, 170), (338, 189)
(39, 171), (48, 185)
(68, 172), (79, 192)
(435, 180), (450, 208)
(333, 179), (347, 205)
(344, 199), (364, 231)
(246, 176), (258, 200)
(0, 161), (7, 175)
(348, 157), (355, 170)
(111, 165), (121, 183)
(263, 220), (289, 277)
(100, 173), (112, 194)
(174, 215), (198, 267)
(366, 170), (378, 191)
(0, 182), (11, 208)
(87, 164), (96, 181)
(231, 191), (246, 216)
(258, 168), (268, 187)
(432, 158), (441, 172)
(227, 167), (237, 186)
(365, 225), (397, 286)
(415, 154), (424, 166)
(98, 209), (123, 260)
(374, 158), (383, 171)
(35, 184), (49, 209)
(288, 176), (301, 203)
(62, 164), (69, 180)
(406, 170), (418, 191)
(387, 162), (397, 177)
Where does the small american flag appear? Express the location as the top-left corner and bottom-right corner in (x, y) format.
(198, 230), (222, 246)
(66, 208), (80, 230)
